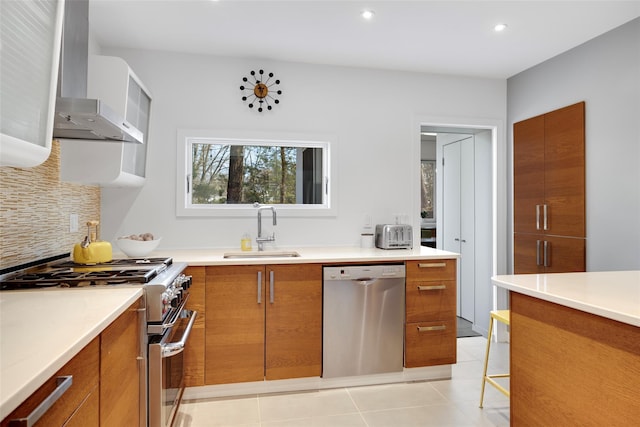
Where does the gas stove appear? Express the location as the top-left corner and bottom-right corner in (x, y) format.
(0, 255), (190, 326)
(0, 257), (173, 290)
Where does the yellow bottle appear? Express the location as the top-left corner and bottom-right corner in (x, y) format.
(241, 234), (252, 251)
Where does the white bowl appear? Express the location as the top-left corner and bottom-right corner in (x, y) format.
(115, 237), (162, 257)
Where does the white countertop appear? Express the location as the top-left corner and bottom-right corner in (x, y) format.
(0, 287), (143, 419)
(492, 271), (640, 327)
(148, 245), (460, 266)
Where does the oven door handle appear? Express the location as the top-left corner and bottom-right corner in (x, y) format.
(161, 309), (197, 358)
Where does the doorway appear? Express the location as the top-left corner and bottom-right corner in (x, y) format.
(417, 121), (504, 337)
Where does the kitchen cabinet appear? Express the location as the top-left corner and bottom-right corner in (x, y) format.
(404, 259), (457, 367)
(510, 291), (640, 425)
(60, 55), (152, 187)
(184, 266), (206, 387)
(513, 101), (586, 273)
(1, 297), (143, 427)
(205, 264), (322, 384)
(100, 297), (144, 427)
(0, 338), (100, 427)
(0, 0), (64, 168)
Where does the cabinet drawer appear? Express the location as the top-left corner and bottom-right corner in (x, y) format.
(404, 320), (456, 368)
(406, 280), (456, 323)
(406, 259), (456, 281)
(1, 338), (100, 427)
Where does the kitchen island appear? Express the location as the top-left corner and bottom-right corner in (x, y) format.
(492, 271), (640, 426)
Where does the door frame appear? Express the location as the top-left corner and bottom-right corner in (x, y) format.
(412, 115), (509, 339)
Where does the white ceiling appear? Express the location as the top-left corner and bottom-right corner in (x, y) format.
(89, 0), (640, 79)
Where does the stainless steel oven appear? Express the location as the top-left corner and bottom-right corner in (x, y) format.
(148, 301), (196, 427)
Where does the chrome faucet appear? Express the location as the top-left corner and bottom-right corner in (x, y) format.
(254, 202), (277, 251)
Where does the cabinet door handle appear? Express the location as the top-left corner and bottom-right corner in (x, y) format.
(544, 241), (550, 267)
(257, 271), (262, 304)
(8, 375), (73, 427)
(536, 240), (541, 266)
(269, 270), (274, 304)
(417, 325), (446, 332)
(536, 204), (541, 230)
(418, 262), (447, 268)
(543, 204), (548, 231)
(417, 284), (446, 291)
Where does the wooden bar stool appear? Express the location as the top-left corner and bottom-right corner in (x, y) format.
(479, 309), (510, 408)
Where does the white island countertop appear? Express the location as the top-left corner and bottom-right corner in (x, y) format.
(0, 287), (143, 420)
(492, 271), (640, 327)
(148, 245), (460, 266)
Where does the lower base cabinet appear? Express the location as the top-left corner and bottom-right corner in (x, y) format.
(184, 266), (206, 387)
(205, 264), (322, 385)
(1, 297), (143, 427)
(510, 292), (640, 425)
(404, 259), (457, 368)
(100, 297), (144, 426)
(1, 338), (100, 427)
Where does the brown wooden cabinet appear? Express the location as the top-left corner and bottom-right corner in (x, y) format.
(100, 297), (144, 427)
(265, 264), (322, 380)
(1, 298), (142, 427)
(1, 338), (100, 427)
(184, 266), (206, 387)
(404, 259), (457, 367)
(510, 292), (640, 425)
(513, 102), (586, 273)
(205, 264), (322, 385)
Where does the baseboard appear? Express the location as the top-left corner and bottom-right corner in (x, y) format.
(183, 365), (452, 401)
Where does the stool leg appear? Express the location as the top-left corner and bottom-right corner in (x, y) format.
(479, 314), (494, 408)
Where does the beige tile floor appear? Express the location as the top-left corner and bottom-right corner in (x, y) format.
(174, 336), (510, 427)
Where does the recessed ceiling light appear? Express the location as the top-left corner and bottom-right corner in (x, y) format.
(494, 23), (508, 32)
(361, 9), (375, 20)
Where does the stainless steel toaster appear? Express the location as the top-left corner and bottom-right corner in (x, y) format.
(375, 224), (413, 249)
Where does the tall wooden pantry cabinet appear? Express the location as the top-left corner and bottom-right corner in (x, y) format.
(513, 102), (586, 273)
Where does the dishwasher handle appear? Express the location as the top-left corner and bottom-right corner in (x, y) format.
(351, 277), (378, 286)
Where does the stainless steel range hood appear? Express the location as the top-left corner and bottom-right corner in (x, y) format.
(52, 0), (143, 144)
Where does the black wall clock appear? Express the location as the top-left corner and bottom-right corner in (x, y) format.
(240, 70), (282, 112)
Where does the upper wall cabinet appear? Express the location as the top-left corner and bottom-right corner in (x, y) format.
(513, 101), (586, 273)
(60, 55), (152, 186)
(0, 0), (65, 168)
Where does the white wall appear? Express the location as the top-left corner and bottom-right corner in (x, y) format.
(507, 17), (640, 271)
(98, 48), (506, 250)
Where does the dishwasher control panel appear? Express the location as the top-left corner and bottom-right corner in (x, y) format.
(324, 264), (406, 281)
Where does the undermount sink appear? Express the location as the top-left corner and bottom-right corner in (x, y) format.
(223, 250), (301, 259)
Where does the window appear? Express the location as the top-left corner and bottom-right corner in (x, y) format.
(177, 130), (335, 217)
(420, 160), (435, 220)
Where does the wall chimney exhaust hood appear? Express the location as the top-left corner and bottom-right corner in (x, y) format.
(52, 0), (143, 144)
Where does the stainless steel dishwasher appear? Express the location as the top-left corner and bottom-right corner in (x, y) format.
(323, 264), (406, 378)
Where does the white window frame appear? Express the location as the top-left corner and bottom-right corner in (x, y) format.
(176, 129), (337, 217)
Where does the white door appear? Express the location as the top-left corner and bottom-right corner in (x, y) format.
(460, 138), (475, 322)
(442, 136), (475, 322)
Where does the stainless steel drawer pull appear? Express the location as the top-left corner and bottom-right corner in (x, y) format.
(418, 262), (447, 268)
(257, 271), (262, 304)
(417, 284), (446, 291)
(9, 375), (73, 427)
(417, 325), (446, 332)
(536, 204), (541, 230)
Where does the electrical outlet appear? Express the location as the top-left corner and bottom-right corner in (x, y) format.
(70, 214), (78, 232)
